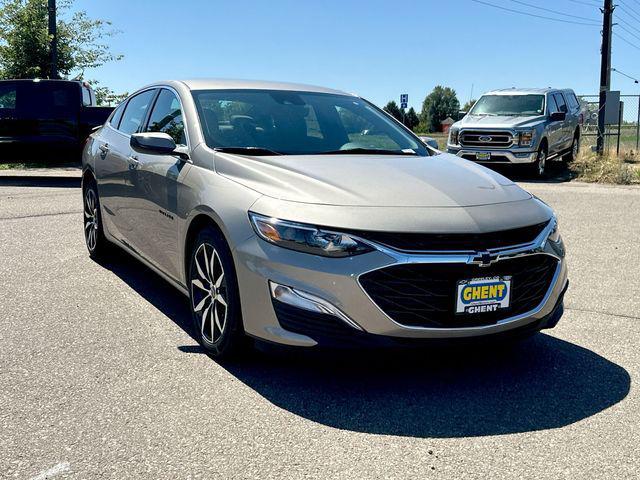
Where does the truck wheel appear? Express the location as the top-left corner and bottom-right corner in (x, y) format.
(564, 134), (580, 163)
(529, 146), (547, 178)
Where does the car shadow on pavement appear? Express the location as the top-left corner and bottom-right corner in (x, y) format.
(99, 249), (630, 439)
(0, 176), (80, 188)
(483, 161), (574, 184)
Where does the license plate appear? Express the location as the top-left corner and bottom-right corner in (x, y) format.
(476, 152), (491, 161)
(456, 276), (512, 314)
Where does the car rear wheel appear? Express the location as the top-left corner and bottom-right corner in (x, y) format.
(188, 227), (247, 358)
(83, 179), (110, 259)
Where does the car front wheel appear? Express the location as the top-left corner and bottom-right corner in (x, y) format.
(188, 226), (247, 358)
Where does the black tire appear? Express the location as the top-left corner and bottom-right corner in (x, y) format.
(82, 178), (110, 259)
(528, 144), (548, 178)
(563, 134), (580, 163)
(188, 226), (247, 358)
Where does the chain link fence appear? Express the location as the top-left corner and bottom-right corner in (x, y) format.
(578, 94), (640, 153)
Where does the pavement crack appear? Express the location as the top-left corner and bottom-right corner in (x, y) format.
(566, 306), (640, 321)
(0, 210), (80, 221)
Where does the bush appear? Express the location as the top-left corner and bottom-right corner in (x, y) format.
(570, 149), (639, 185)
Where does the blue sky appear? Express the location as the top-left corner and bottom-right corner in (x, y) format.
(74, 0), (640, 109)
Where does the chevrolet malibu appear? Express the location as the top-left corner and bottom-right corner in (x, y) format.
(82, 79), (568, 358)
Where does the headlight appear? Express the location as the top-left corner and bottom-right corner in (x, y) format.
(519, 130), (535, 147)
(449, 127), (460, 146)
(546, 217), (565, 257)
(249, 213), (374, 257)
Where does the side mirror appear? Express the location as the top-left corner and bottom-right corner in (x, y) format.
(550, 111), (566, 122)
(130, 132), (189, 160)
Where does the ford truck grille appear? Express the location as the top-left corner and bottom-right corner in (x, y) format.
(460, 130), (514, 148)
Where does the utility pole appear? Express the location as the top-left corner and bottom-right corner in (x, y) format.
(48, 0), (58, 79)
(597, 0), (614, 154)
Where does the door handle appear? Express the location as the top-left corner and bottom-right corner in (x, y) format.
(99, 143), (110, 153)
(128, 155), (140, 168)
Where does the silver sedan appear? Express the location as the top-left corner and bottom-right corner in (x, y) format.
(82, 79), (568, 358)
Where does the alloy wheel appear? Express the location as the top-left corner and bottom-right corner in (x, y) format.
(84, 188), (99, 251)
(191, 243), (228, 344)
(572, 138), (579, 159)
(537, 150), (547, 177)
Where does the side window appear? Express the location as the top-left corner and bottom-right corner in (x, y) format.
(82, 86), (92, 106)
(548, 95), (559, 114)
(145, 89), (186, 145)
(553, 93), (567, 113)
(109, 101), (126, 129)
(119, 90), (156, 135)
(0, 85), (17, 110)
(566, 92), (580, 111)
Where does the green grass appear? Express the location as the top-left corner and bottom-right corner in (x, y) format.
(0, 162), (50, 170)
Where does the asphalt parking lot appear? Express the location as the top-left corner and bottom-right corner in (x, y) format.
(1, 171), (638, 479)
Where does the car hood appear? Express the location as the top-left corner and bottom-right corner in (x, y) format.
(214, 151), (531, 207)
(458, 114), (546, 129)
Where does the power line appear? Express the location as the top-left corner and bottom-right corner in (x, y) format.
(618, 4), (640, 23)
(508, 0), (599, 22)
(617, 23), (640, 42)
(616, 14), (640, 34)
(619, 1), (640, 19)
(565, 0), (602, 6)
(614, 31), (640, 50)
(470, 0), (601, 26)
(612, 68), (639, 83)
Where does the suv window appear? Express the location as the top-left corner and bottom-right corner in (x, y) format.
(146, 89), (186, 145)
(553, 93), (567, 113)
(119, 90), (156, 135)
(0, 84), (17, 110)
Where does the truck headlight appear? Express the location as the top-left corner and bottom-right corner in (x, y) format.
(249, 213), (374, 257)
(519, 130), (535, 147)
(449, 127), (460, 146)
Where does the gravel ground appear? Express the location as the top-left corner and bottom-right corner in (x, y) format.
(0, 174), (638, 479)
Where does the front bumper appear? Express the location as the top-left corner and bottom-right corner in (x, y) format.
(233, 223), (568, 348)
(447, 146), (537, 164)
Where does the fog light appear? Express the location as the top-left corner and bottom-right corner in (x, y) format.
(269, 281), (363, 331)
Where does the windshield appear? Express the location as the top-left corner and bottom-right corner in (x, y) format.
(192, 89), (427, 156)
(470, 94), (545, 116)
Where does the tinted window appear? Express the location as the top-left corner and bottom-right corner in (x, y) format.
(553, 93), (567, 113)
(548, 95), (559, 114)
(146, 89), (186, 145)
(192, 89), (425, 156)
(82, 86), (92, 106)
(109, 101), (126, 129)
(0, 84), (17, 110)
(119, 90), (156, 135)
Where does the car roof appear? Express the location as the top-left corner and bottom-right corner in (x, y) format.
(170, 78), (352, 96)
(482, 88), (573, 96)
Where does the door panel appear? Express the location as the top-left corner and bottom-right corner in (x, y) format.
(547, 95), (563, 154)
(94, 127), (134, 241)
(127, 88), (190, 279)
(132, 154), (191, 279)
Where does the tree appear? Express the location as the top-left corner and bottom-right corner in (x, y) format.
(0, 0), (122, 80)
(462, 99), (477, 113)
(420, 86), (460, 133)
(383, 100), (403, 123)
(404, 107), (420, 131)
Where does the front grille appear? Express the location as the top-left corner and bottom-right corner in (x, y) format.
(359, 254), (558, 329)
(346, 221), (549, 253)
(460, 130), (514, 148)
